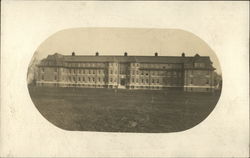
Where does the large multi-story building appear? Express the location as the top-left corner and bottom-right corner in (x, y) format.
(36, 52), (216, 92)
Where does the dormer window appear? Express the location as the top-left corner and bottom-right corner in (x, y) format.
(194, 62), (205, 68)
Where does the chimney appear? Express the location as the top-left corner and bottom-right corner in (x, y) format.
(124, 52), (128, 56)
(182, 52), (185, 57)
(195, 53), (200, 57)
(155, 52), (158, 56)
(72, 52), (75, 56)
(95, 52), (99, 56)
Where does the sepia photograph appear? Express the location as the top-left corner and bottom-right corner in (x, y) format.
(1, 1), (248, 157)
(27, 28), (222, 132)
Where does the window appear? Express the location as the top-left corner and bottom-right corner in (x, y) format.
(137, 71), (139, 75)
(73, 77), (75, 82)
(110, 70), (113, 74)
(42, 68), (44, 72)
(132, 78), (134, 83)
(78, 77), (81, 81)
(74, 69), (76, 74)
(83, 77), (85, 82)
(93, 70), (95, 74)
(110, 78), (113, 82)
(42, 75), (44, 80)
(146, 79), (148, 83)
(190, 79), (193, 84)
(194, 62), (205, 68)
(152, 79), (154, 83)
(136, 79), (138, 83)
(88, 77), (91, 82)
(206, 80), (209, 84)
(54, 75), (57, 80)
(93, 78), (95, 82)
(98, 78), (101, 82)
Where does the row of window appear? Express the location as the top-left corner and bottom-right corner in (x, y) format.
(194, 63), (206, 68)
(68, 76), (105, 82)
(189, 70), (210, 75)
(42, 68), (183, 77)
(130, 78), (160, 84)
(189, 79), (210, 84)
(108, 69), (183, 76)
(131, 70), (182, 76)
(67, 62), (105, 67)
(68, 69), (105, 75)
(42, 67), (209, 76)
(140, 63), (182, 69)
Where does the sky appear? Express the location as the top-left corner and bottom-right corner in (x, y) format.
(35, 28), (221, 73)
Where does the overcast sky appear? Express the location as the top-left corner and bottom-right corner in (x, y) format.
(35, 28), (221, 73)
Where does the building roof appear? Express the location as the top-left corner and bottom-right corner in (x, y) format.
(39, 53), (215, 70)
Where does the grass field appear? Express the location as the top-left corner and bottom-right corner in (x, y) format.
(28, 86), (221, 133)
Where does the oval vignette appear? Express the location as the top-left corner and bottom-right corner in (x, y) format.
(27, 28), (222, 133)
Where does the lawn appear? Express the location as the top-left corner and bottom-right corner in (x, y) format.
(28, 86), (221, 133)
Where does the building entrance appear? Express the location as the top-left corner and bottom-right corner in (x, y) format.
(118, 78), (126, 89)
(120, 78), (126, 86)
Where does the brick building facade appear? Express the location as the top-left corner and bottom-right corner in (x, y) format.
(36, 52), (216, 92)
